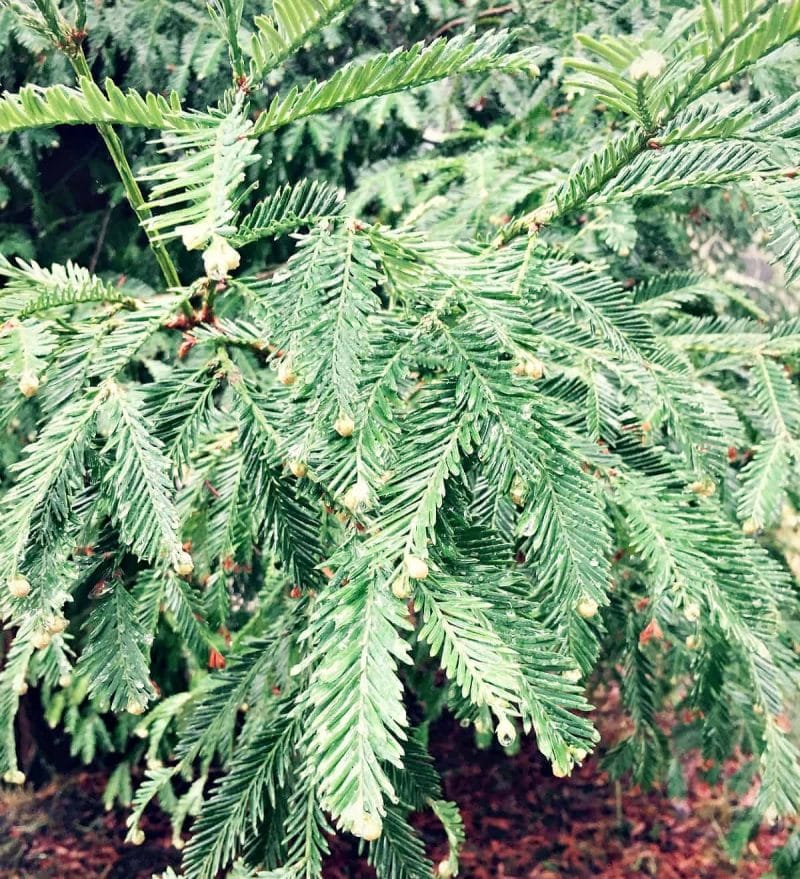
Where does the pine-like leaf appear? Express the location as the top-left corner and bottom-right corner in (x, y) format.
(0, 389), (102, 581)
(183, 709), (299, 879)
(0, 632), (34, 775)
(415, 572), (524, 724)
(232, 180), (344, 246)
(100, 382), (184, 566)
(751, 178), (800, 284)
(250, 0), (358, 77)
(0, 255), (134, 320)
(305, 566), (411, 826)
(367, 805), (433, 879)
(76, 583), (157, 712)
(140, 102), (257, 243)
(738, 437), (792, 529)
(0, 76), (188, 133)
(252, 30), (540, 135)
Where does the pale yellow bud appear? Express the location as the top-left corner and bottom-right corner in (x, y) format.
(576, 597), (599, 619)
(177, 221), (212, 251)
(630, 49), (666, 81)
(690, 479), (715, 498)
(392, 577), (412, 600)
(742, 518), (759, 536)
(437, 860), (455, 878)
(343, 479), (370, 512)
(129, 827), (145, 846)
(334, 414), (355, 437)
(288, 460), (307, 478)
(58, 674), (72, 689)
(524, 358), (544, 380)
(127, 699), (146, 716)
(685, 634), (700, 650)
(173, 551), (194, 577)
(683, 601), (701, 623)
(48, 615), (68, 634)
(3, 769), (25, 785)
(31, 630), (51, 650)
(277, 361), (296, 386)
(19, 370), (39, 398)
(202, 234), (240, 280)
(350, 811), (382, 841)
(8, 575), (31, 598)
(13, 679), (28, 695)
(564, 667), (582, 683)
(496, 717), (517, 747)
(405, 554), (429, 580)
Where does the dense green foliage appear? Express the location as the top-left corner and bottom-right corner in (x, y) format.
(2, 0), (800, 876)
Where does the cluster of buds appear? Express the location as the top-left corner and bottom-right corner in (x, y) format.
(512, 357), (545, 380)
(203, 235), (241, 280)
(177, 223), (241, 280)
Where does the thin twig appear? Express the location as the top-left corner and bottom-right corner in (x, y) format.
(432, 4), (514, 38)
(89, 203), (113, 273)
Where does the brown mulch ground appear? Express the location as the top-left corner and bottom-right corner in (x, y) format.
(421, 726), (786, 879)
(0, 771), (179, 878)
(323, 713), (789, 879)
(0, 700), (791, 879)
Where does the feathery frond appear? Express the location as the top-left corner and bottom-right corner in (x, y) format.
(251, 31), (541, 136)
(0, 77), (188, 133)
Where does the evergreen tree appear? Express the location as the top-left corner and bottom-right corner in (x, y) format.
(2, 0), (800, 876)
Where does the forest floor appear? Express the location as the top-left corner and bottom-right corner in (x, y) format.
(0, 685), (792, 879)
